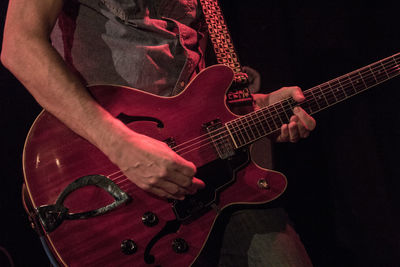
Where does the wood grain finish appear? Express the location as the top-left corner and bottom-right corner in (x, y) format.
(23, 65), (286, 267)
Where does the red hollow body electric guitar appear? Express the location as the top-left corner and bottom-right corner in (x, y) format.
(23, 53), (400, 266)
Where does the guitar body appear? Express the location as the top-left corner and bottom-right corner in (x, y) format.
(23, 65), (287, 267)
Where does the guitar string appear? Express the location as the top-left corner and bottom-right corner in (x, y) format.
(111, 74), (400, 187)
(172, 57), (400, 152)
(173, 54), (400, 152)
(108, 56), (400, 184)
(228, 56), (400, 144)
(111, 69), (400, 186)
(171, 66), (398, 156)
(234, 62), (400, 147)
(107, 55), (400, 184)
(109, 59), (400, 185)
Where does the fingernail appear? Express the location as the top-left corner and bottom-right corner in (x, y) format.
(293, 106), (299, 113)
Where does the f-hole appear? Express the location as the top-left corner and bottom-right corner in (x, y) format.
(117, 113), (164, 128)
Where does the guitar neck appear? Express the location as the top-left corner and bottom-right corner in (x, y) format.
(226, 52), (400, 148)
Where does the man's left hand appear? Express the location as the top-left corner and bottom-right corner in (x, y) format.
(253, 86), (316, 143)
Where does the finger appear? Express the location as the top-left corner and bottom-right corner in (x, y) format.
(171, 156), (197, 177)
(129, 167), (190, 198)
(186, 177), (205, 194)
(276, 124), (289, 142)
(280, 86), (305, 102)
(290, 87), (306, 103)
(154, 177), (205, 198)
(136, 181), (180, 200)
(269, 86), (305, 105)
(252, 93), (268, 109)
(164, 168), (194, 188)
(288, 120), (300, 143)
(293, 106), (316, 131)
(290, 115), (309, 139)
(154, 180), (189, 200)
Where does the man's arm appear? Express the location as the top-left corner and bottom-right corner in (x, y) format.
(1, 0), (204, 200)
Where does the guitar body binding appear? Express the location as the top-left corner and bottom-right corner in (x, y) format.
(22, 65), (287, 266)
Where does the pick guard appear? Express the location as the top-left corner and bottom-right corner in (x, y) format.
(174, 148), (249, 222)
(22, 65), (287, 267)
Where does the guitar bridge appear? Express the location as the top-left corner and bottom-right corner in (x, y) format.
(203, 119), (235, 159)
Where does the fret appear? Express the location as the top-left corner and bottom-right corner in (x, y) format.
(392, 54), (399, 66)
(382, 58), (396, 77)
(286, 98), (297, 110)
(337, 75), (354, 97)
(311, 86), (329, 109)
(278, 101), (291, 121)
(231, 120), (247, 147)
(253, 112), (268, 136)
(272, 104), (288, 125)
(227, 52), (400, 150)
(379, 60), (390, 78)
(382, 57), (398, 78)
(226, 121), (239, 147)
(258, 108), (274, 133)
(301, 91), (316, 114)
(283, 98), (298, 117)
(348, 72), (367, 92)
(319, 83), (337, 105)
(342, 77), (357, 96)
(232, 120), (246, 146)
(372, 62), (389, 82)
(252, 114), (264, 138)
(265, 106), (280, 130)
(240, 117), (252, 144)
(368, 66), (378, 83)
(359, 68), (377, 88)
(243, 115), (256, 141)
(248, 113), (262, 139)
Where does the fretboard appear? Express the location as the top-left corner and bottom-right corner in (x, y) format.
(226, 52), (400, 148)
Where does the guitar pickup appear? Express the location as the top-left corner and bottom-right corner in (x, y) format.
(203, 119), (235, 159)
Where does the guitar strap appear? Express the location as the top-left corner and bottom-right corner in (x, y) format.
(199, 0), (254, 106)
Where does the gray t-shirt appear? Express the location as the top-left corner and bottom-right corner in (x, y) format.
(51, 0), (206, 96)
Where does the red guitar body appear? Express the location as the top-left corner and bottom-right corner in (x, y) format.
(23, 65), (287, 266)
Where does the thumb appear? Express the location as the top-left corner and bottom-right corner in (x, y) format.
(287, 86), (305, 102)
(186, 177), (205, 194)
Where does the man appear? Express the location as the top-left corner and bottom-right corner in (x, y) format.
(2, 0), (315, 266)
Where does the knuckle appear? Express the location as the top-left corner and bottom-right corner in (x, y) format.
(288, 122), (297, 131)
(169, 186), (180, 195)
(305, 119), (316, 131)
(182, 179), (193, 188)
(157, 168), (169, 178)
(159, 191), (169, 199)
(188, 163), (197, 176)
(140, 183), (151, 191)
(148, 177), (159, 186)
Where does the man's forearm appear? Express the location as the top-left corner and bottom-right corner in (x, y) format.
(1, 32), (133, 162)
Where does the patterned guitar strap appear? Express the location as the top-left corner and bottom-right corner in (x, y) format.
(199, 0), (254, 106)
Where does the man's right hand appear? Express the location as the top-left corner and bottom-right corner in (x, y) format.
(111, 131), (205, 200)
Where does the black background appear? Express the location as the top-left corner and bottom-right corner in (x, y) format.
(1, 1), (400, 266)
